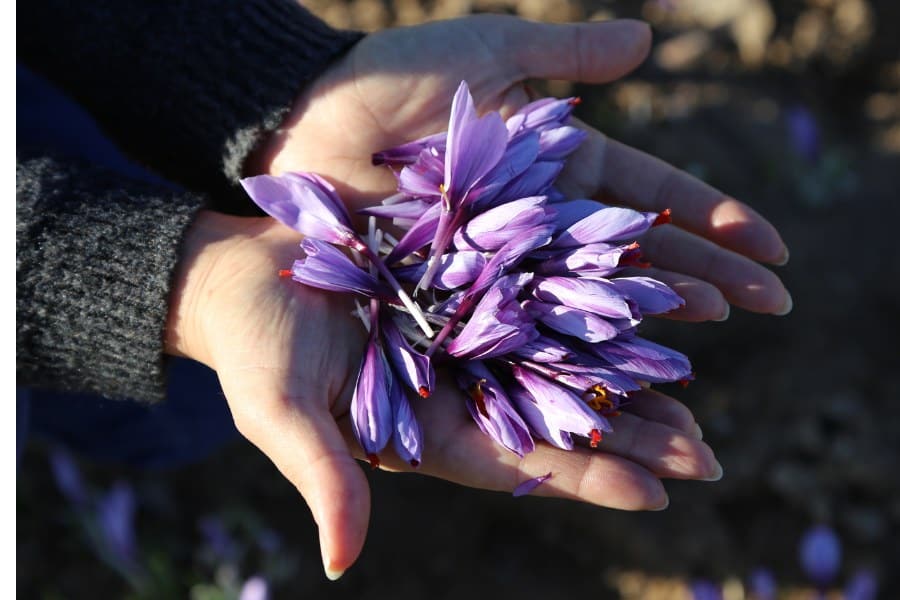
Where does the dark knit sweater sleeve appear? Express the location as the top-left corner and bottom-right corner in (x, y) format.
(18, 0), (363, 209)
(17, 155), (205, 403)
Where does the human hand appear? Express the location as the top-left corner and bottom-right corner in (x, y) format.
(166, 211), (721, 578)
(254, 15), (792, 323)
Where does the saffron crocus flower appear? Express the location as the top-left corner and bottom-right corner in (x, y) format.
(748, 568), (777, 600)
(453, 196), (555, 252)
(49, 447), (87, 506)
(446, 285), (539, 360)
(536, 126), (587, 161)
(800, 525), (842, 587)
(506, 96), (580, 136)
(97, 481), (139, 566)
(372, 131), (447, 166)
(510, 365), (612, 450)
(550, 203), (659, 249)
(609, 277), (684, 316)
(390, 372), (423, 467)
(589, 336), (693, 383)
(350, 305), (394, 468)
(381, 315), (435, 397)
(535, 242), (642, 279)
(240, 172), (360, 249)
(523, 299), (619, 343)
(530, 276), (634, 320)
(844, 569), (878, 600)
(456, 361), (534, 457)
(289, 239), (391, 298)
(392, 250), (486, 291)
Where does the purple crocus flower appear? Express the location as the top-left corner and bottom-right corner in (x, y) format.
(381, 316), (435, 398)
(523, 299), (619, 343)
(289, 239), (391, 298)
(389, 372), (423, 467)
(534, 242), (637, 278)
(239, 576), (270, 600)
(748, 568), (777, 600)
(610, 277), (684, 316)
(537, 126), (588, 161)
(350, 304), (394, 468)
(550, 204), (659, 249)
(510, 365), (612, 450)
(446, 285), (539, 360)
(97, 481), (138, 565)
(49, 447), (87, 506)
(588, 336), (693, 384)
(786, 106), (820, 164)
(512, 472), (552, 497)
(453, 196), (555, 252)
(844, 569), (878, 600)
(392, 250), (486, 291)
(198, 515), (242, 563)
(240, 172), (360, 249)
(800, 525), (842, 587)
(372, 131), (447, 166)
(690, 580), (723, 600)
(456, 361), (534, 457)
(506, 96), (580, 136)
(530, 276), (634, 320)
(512, 335), (574, 363)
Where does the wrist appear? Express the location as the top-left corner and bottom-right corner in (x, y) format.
(165, 210), (255, 367)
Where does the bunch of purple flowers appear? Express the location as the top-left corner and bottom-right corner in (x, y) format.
(241, 81), (692, 475)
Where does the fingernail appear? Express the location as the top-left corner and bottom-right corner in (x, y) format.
(691, 423), (703, 440)
(775, 292), (793, 316)
(713, 305), (730, 322)
(703, 461), (724, 482)
(650, 493), (670, 511)
(321, 547), (345, 581)
(775, 247), (790, 266)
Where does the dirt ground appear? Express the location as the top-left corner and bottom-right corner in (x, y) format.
(17, 1), (900, 598)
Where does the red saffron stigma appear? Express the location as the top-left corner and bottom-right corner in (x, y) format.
(278, 269), (293, 278)
(409, 459), (420, 468)
(418, 386), (431, 399)
(589, 429), (603, 448)
(652, 208), (672, 227)
(569, 97), (582, 106)
(678, 372), (696, 388)
(469, 379), (489, 418)
(366, 453), (381, 469)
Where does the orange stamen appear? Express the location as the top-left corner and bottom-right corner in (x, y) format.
(652, 208), (672, 227)
(468, 379), (489, 418)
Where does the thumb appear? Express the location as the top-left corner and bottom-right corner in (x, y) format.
(228, 385), (370, 580)
(499, 18), (652, 84)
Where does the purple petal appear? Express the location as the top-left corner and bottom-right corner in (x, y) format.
(610, 277), (685, 315)
(447, 286), (539, 359)
(398, 147), (445, 198)
(551, 205), (657, 248)
(549, 358), (643, 396)
(466, 226), (553, 299)
(534, 242), (628, 278)
(393, 251), (486, 290)
(466, 132), (540, 207)
(844, 569), (878, 600)
(537, 126), (588, 161)
(381, 316), (435, 398)
(454, 196), (553, 252)
(372, 131), (447, 166)
(481, 161), (563, 210)
(358, 196), (434, 228)
(530, 276), (634, 319)
(290, 239), (389, 298)
(457, 362), (534, 457)
(508, 97), (578, 134)
(444, 81), (508, 206)
(240, 172), (356, 245)
(800, 525), (842, 586)
(786, 106), (820, 164)
(589, 336), (692, 383)
(523, 300), (619, 343)
(748, 568), (777, 600)
(351, 325), (394, 462)
(385, 202), (442, 264)
(512, 472), (552, 497)
(512, 335), (575, 363)
(690, 580), (723, 600)
(390, 377), (423, 466)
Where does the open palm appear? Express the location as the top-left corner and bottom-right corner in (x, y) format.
(204, 15), (790, 578)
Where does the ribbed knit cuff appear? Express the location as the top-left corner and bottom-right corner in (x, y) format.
(19, 0), (364, 209)
(17, 156), (206, 403)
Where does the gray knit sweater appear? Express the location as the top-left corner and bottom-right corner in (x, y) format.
(17, 0), (363, 402)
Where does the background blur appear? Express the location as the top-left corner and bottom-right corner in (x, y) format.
(18, 0), (900, 598)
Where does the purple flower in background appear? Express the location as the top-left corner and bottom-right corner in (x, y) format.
(748, 567), (777, 600)
(97, 481), (138, 565)
(786, 106), (820, 164)
(239, 576), (270, 600)
(690, 580), (723, 600)
(800, 525), (842, 587)
(844, 569), (878, 600)
(49, 447), (87, 505)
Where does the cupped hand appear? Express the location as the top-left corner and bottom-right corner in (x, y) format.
(166, 211), (721, 579)
(256, 14), (792, 323)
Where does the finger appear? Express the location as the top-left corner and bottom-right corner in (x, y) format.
(229, 390), (370, 581)
(347, 393), (669, 510)
(499, 18), (652, 84)
(637, 224), (793, 315)
(598, 138), (789, 265)
(620, 266), (730, 322)
(622, 388), (700, 437)
(598, 412), (722, 480)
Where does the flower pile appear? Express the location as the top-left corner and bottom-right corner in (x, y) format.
(241, 81), (692, 473)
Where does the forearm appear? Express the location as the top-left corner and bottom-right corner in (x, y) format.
(16, 155), (205, 402)
(18, 0), (363, 206)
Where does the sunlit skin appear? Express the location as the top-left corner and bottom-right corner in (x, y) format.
(167, 16), (789, 579)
